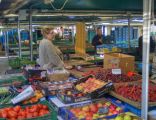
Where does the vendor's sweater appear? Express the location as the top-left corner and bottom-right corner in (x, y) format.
(39, 38), (64, 69)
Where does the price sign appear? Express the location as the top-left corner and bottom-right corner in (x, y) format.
(112, 69), (121, 75)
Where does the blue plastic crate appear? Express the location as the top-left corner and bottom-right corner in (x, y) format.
(124, 103), (141, 116)
(59, 98), (126, 120)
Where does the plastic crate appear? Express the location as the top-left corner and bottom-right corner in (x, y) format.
(74, 75), (113, 99)
(59, 98), (125, 120)
(0, 100), (57, 120)
(9, 58), (36, 69)
(8, 57), (21, 69)
(0, 74), (27, 87)
(5, 69), (23, 74)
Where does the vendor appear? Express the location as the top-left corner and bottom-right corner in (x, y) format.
(39, 26), (64, 69)
(92, 27), (104, 50)
(138, 29), (155, 62)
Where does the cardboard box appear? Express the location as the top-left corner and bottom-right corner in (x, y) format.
(104, 53), (135, 73)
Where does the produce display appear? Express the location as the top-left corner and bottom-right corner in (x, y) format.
(69, 100), (123, 120)
(57, 89), (91, 103)
(83, 69), (142, 83)
(0, 75), (27, 87)
(0, 103), (50, 120)
(114, 82), (156, 102)
(40, 81), (74, 95)
(0, 93), (17, 105)
(0, 87), (9, 95)
(75, 77), (106, 93)
(22, 90), (44, 104)
(115, 113), (141, 120)
(0, 87), (18, 105)
(24, 66), (47, 82)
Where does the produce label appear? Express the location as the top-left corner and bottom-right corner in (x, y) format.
(112, 69), (121, 75)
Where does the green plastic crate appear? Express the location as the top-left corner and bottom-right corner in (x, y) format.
(0, 100), (57, 120)
(0, 75), (27, 86)
(8, 57), (21, 69)
(9, 58), (36, 69)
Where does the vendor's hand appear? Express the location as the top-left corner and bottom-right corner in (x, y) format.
(64, 63), (73, 70)
(99, 39), (103, 43)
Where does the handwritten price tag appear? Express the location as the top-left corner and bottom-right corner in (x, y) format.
(112, 69), (121, 74)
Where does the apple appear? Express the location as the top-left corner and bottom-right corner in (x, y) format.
(92, 113), (99, 119)
(124, 115), (132, 120)
(113, 111), (118, 114)
(116, 107), (122, 111)
(89, 104), (98, 113)
(78, 115), (85, 119)
(105, 102), (111, 106)
(86, 116), (93, 120)
(96, 103), (103, 108)
(109, 105), (116, 110)
(82, 106), (90, 112)
(67, 91), (72, 95)
(115, 116), (123, 120)
(77, 93), (83, 97)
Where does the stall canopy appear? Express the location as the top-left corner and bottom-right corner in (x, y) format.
(0, 0), (146, 17)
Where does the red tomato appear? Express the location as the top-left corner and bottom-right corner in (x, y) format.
(25, 107), (30, 113)
(4, 107), (12, 112)
(1, 111), (7, 118)
(8, 111), (17, 118)
(13, 106), (21, 113)
(33, 112), (38, 117)
(26, 113), (33, 119)
(39, 110), (46, 116)
(44, 110), (50, 115)
(38, 104), (43, 109)
(42, 105), (48, 110)
(18, 110), (26, 118)
(29, 106), (38, 113)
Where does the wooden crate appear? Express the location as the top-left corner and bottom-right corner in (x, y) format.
(110, 91), (156, 109)
(104, 53), (135, 73)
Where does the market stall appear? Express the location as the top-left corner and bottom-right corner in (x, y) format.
(0, 0), (156, 120)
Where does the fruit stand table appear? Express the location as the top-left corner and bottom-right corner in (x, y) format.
(64, 59), (94, 67)
(68, 66), (102, 78)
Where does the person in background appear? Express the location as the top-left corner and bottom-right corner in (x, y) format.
(138, 29), (155, 62)
(39, 26), (64, 69)
(92, 27), (104, 50)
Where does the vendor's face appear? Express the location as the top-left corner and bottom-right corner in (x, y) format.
(46, 30), (55, 41)
(97, 29), (102, 36)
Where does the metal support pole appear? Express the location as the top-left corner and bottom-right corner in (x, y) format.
(151, 0), (154, 25)
(17, 17), (22, 58)
(6, 30), (9, 56)
(29, 12), (33, 61)
(128, 16), (131, 50)
(4, 30), (7, 57)
(141, 0), (152, 119)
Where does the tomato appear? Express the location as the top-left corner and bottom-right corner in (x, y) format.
(18, 110), (26, 118)
(44, 110), (50, 115)
(13, 106), (21, 112)
(39, 110), (46, 116)
(37, 104), (42, 109)
(1, 111), (7, 118)
(29, 106), (38, 113)
(25, 107), (30, 113)
(33, 112), (38, 117)
(8, 111), (17, 118)
(42, 105), (48, 110)
(38, 104), (43, 109)
(26, 113), (33, 119)
(4, 107), (12, 112)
